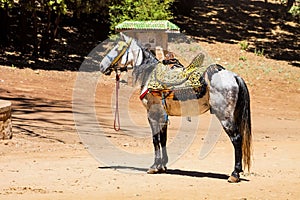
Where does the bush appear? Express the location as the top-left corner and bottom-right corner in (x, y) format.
(289, 4), (300, 18)
(108, 0), (174, 32)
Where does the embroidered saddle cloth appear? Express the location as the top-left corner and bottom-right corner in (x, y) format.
(147, 53), (206, 91)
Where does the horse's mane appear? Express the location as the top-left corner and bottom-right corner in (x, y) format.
(131, 44), (159, 88)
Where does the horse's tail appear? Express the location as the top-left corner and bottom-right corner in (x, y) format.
(235, 76), (252, 172)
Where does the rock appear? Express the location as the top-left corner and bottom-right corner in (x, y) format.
(0, 100), (12, 140)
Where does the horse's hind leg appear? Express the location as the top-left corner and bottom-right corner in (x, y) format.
(213, 102), (243, 182)
(147, 104), (168, 174)
(209, 70), (242, 182)
(213, 109), (243, 182)
(219, 119), (243, 182)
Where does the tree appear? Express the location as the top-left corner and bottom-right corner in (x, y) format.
(0, 0), (111, 66)
(173, 0), (196, 16)
(38, 0), (66, 56)
(108, 0), (174, 32)
(2, 0), (68, 57)
(65, 0), (109, 19)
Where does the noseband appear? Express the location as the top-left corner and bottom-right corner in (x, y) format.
(108, 38), (132, 74)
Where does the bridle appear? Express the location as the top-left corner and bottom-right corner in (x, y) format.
(104, 37), (146, 131)
(110, 38), (134, 131)
(106, 38), (133, 75)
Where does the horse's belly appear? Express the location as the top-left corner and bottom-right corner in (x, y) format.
(165, 92), (210, 116)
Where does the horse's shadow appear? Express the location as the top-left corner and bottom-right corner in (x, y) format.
(98, 166), (249, 182)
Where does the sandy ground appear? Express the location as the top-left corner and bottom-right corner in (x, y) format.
(0, 41), (300, 200)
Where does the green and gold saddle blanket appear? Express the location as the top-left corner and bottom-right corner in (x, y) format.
(143, 53), (207, 100)
(148, 53), (205, 89)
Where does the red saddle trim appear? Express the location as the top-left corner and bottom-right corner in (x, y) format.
(139, 88), (149, 100)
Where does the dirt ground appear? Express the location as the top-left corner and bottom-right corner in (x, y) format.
(0, 41), (300, 200)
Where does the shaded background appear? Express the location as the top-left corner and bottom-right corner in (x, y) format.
(0, 0), (299, 70)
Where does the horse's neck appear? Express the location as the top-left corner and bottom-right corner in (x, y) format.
(140, 49), (158, 66)
(131, 46), (158, 88)
(130, 41), (157, 65)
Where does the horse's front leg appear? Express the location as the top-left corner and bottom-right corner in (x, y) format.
(160, 121), (168, 170)
(147, 105), (168, 174)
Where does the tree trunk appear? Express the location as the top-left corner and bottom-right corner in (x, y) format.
(47, 12), (60, 58)
(19, 2), (28, 53)
(31, 0), (38, 57)
(52, 12), (61, 44)
(40, 6), (51, 57)
(39, 2), (62, 58)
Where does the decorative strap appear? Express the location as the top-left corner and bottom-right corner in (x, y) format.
(114, 72), (121, 131)
(161, 92), (169, 122)
(110, 38), (132, 69)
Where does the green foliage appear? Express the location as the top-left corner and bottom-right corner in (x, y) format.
(109, 0), (174, 32)
(17, 0), (68, 15)
(239, 55), (247, 61)
(0, 0), (14, 8)
(239, 40), (249, 51)
(289, 4), (300, 17)
(282, 0), (300, 17)
(254, 48), (265, 56)
(66, 0), (109, 15)
(48, 0), (67, 14)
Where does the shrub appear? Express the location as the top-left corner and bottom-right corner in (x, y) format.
(108, 0), (174, 32)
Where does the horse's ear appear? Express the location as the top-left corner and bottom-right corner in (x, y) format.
(120, 32), (131, 43)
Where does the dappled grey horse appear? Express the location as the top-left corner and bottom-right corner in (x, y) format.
(99, 33), (252, 183)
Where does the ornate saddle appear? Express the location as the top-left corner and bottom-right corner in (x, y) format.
(146, 53), (207, 100)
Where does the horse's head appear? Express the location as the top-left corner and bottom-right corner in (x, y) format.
(99, 33), (143, 75)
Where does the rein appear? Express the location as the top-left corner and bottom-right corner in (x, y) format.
(110, 38), (146, 131)
(111, 38), (132, 131)
(114, 71), (121, 131)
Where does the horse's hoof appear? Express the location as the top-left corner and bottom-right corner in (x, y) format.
(228, 175), (240, 183)
(158, 166), (167, 173)
(147, 166), (167, 174)
(147, 168), (159, 174)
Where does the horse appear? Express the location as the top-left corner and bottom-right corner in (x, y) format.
(99, 33), (252, 183)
